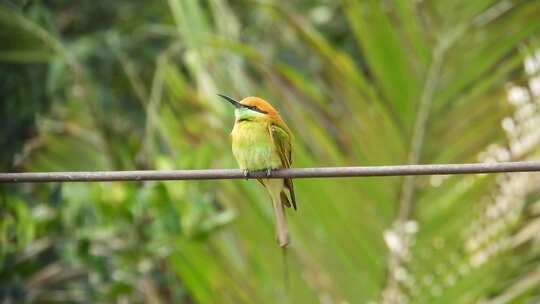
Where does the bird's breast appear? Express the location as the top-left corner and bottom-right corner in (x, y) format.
(231, 122), (281, 170)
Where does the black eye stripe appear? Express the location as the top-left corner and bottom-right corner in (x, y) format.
(246, 105), (267, 114)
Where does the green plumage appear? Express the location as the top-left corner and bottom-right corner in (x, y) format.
(232, 120), (283, 171)
(229, 104), (296, 247)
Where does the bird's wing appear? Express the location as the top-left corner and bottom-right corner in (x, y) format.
(270, 123), (297, 210)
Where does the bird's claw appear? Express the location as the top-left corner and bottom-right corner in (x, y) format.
(242, 168), (272, 179)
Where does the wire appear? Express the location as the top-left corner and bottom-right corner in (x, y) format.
(1, 161), (540, 183)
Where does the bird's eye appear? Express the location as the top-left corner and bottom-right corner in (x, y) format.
(248, 106), (266, 114)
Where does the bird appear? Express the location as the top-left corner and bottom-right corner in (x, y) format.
(218, 94), (296, 248)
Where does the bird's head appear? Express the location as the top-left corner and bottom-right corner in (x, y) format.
(217, 94), (280, 123)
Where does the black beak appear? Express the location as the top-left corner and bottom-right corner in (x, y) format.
(217, 94), (242, 108)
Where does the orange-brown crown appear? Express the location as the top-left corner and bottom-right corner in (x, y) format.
(240, 96), (291, 134)
(240, 97), (278, 115)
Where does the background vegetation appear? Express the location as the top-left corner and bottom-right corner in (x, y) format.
(2, 0), (540, 303)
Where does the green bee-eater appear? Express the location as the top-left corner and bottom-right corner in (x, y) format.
(218, 94), (296, 247)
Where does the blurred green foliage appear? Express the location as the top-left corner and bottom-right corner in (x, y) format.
(2, 0), (540, 303)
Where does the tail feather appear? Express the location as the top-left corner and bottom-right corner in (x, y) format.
(263, 179), (290, 247)
(272, 197), (289, 247)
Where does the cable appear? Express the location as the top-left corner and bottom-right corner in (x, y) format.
(1, 161), (540, 183)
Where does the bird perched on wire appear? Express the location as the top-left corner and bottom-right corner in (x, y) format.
(218, 94), (296, 248)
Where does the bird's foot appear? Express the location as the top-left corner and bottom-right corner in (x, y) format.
(243, 168), (274, 179)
